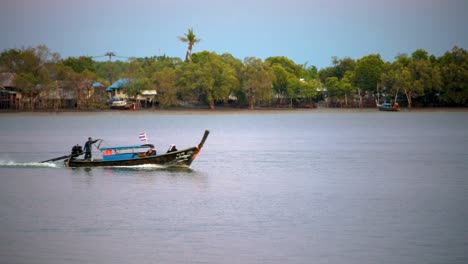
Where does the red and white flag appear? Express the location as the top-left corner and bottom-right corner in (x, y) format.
(139, 132), (148, 143)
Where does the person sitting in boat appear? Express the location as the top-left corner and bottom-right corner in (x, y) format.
(146, 146), (156, 156)
(167, 144), (178, 153)
(83, 137), (99, 160)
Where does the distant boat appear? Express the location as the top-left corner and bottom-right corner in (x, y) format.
(108, 95), (132, 110)
(41, 130), (210, 168)
(377, 102), (400, 111)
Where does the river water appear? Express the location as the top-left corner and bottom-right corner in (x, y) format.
(0, 110), (467, 264)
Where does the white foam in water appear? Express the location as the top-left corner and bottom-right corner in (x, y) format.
(106, 164), (169, 169)
(0, 160), (59, 168)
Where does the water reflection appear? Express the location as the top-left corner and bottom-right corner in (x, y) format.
(102, 165), (195, 174)
(71, 167), (93, 175)
(69, 165), (196, 175)
(68, 165), (209, 189)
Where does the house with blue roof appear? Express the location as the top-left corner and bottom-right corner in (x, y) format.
(105, 78), (130, 94)
(106, 78), (157, 108)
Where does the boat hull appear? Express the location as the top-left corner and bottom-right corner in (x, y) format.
(110, 100), (132, 110)
(378, 106), (400, 111)
(377, 103), (400, 111)
(110, 106), (131, 110)
(110, 105), (131, 110)
(65, 146), (200, 168)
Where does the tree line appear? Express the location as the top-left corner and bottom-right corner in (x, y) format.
(319, 47), (467, 108)
(0, 44), (467, 110)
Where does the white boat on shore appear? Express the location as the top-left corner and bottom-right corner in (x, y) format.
(110, 100), (131, 110)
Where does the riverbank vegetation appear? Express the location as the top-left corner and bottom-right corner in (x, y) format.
(1, 44), (466, 111)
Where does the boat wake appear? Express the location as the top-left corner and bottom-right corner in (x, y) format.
(101, 164), (193, 172)
(108, 164), (166, 169)
(105, 164), (175, 170)
(0, 160), (59, 168)
(0, 160), (191, 171)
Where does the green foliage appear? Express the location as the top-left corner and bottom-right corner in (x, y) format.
(219, 53), (243, 102)
(152, 68), (178, 108)
(62, 56), (96, 73)
(318, 57), (355, 83)
(332, 56), (356, 80)
(266, 56), (312, 104)
(381, 61), (403, 101)
(182, 51), (239, 108)
(270, 64), (290, 99)
(437, 46), (468, 105)
(125, 78), (148, 100)
(0, 45), (61, 110)
(325, 77), (341, 98)
(411, 49), (429, 60)
(354, 54), (384, 93)
(318, 66), (336, 84)
(242, 57), (275, 109)
(387, 49), (441, 107)
(340, 71), (356, 106)
(95, 60), (127, 84)
(176, 62), (201, 103)
(135, 55), (183, 76)
(303, 65), (318, 80)
(1, 44), (467, 110)
(266, 56), (302, 77)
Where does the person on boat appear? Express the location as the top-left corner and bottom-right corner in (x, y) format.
(146, 146), (156, 156)
(83, 137), (99, 160)
(167, 144), (178, 153)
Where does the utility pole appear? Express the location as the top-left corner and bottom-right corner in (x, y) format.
(105, 52), (115, 84)
(105, 52), (115, 61)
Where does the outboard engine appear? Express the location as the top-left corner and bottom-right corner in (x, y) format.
(71, 144), (83, 159)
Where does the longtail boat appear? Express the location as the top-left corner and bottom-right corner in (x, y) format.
(377, 102), (400, 112)
(40, 130), (209, 168)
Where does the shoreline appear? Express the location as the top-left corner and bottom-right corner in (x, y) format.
(1, 107), (468, 115)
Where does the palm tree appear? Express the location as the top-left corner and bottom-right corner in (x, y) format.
(178, 28), (201, 63)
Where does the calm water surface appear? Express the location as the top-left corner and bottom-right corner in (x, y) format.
(0, 111), (467, 264)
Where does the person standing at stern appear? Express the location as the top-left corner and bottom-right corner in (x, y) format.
(83, 137), (99, 160)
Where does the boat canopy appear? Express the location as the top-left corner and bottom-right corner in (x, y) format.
(100, 144), (154, 151)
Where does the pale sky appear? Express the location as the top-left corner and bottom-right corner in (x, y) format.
(1, 0), (467, 69)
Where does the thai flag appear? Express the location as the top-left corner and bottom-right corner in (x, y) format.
(139, 132), (147, 142)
